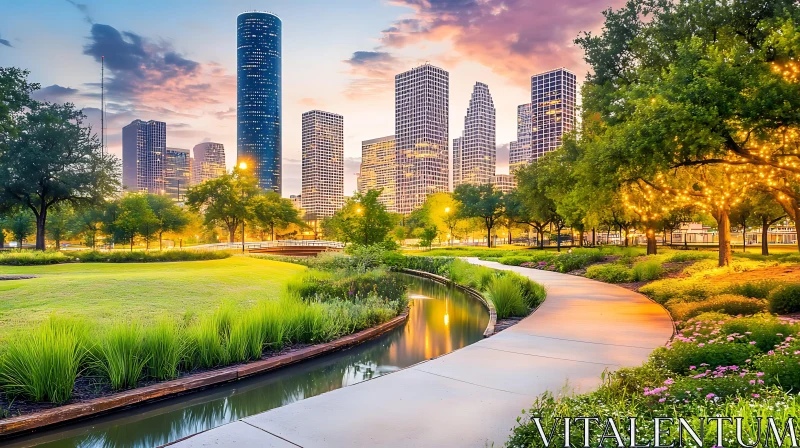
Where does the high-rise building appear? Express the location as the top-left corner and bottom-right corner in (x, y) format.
(531, 68), (577, 161)
(237, 11), (281, 193)
(165, 147), (191, 201)
(454, 82), (495, 187)
(509, 103), (532, 173)
(395, 63), (449, 214)
(359, 135), (397, 212)
(301, 110), (344, 218)
(191, 142), (227, 185)
(492, 174), (517, 194)
(451, 137), (462, 190)
(122, 119), (166, 194)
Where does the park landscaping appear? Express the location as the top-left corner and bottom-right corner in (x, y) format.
(0, 254), (409, 418)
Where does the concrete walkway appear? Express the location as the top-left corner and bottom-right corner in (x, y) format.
(172, 259), (673, 448)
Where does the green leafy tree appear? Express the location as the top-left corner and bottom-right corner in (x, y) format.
(752, 191), (787, 256)
(453, 183), (504, 248)
(0, 98), (119, 250)
(0, 67), (38, 141)
(146, 194), (190, 250)
(69, 205), (105, 249)
(515, 163), (559, 248)
(8, 210), (34, 247)
(416, 225), (439, 250)
(114, 194), (158, 251)
(323, 189), (397, 247)
(251, 191), (303, 241)
(186, 169), (258, 243)
(46, 205), (74, 250)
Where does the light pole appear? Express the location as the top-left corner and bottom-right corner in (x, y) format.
(238, 162), (247, 253)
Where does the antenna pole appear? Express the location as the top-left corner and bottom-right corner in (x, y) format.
(101, 55), (105, 155)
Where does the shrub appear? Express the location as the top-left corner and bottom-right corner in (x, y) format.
(509, 273), (547, 309)
(754, 353), (800, 392)
(664, 251), (715, 263)
(75, 250), (231, 263)
(727, 279), (782, 299)
(94, 323), (150, 390)
(485, 275), (528, 319)
(497, 255), (535, 266)
(553, 248), (605, 272)
(768, 284), (800, 314)
(227, 313), (264, 363)
(652, 342), (759, 374)
(143, 318), (185, 380)
(401, 256), (454, 276)
(721, 314), (799, 352)
(186, 315), (226, 369)
(640, 277), (727, 303)
(0, 318), (86, 402)
(448, 259), (495, 290)
(585, 264), (632, 283)
(631, 260), (664, 281)
(0, 250), (72, 265)
(668, 294), (767, 321)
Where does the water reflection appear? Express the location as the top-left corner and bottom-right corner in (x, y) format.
(7, 275), (488, 448)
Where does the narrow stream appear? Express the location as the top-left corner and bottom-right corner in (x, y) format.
(7, 274), (489, 448)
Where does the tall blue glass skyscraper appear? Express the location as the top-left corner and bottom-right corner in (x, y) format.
(237, 11), (282, 193)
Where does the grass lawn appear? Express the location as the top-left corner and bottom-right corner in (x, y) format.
(0, 256), (305, 341)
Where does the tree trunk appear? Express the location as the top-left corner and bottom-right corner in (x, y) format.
(35, 208), (47, 251)
(55, 235), (61, 252)
(578, 229), (584, 247)
(741, 225), (746, 253)
(646, 230), (657, 255)
(271, 225), (275, 241)
(486, 224), (492, 248)
(130, 236), (134, 252)
(624, 229), (630, 247)
(717, 208), (732, 267)
(159, 233), (163, 251)
(762, 216), (769, 256)
(508, 227), (512, 245)
(228, 225), (236, 244)
(592, 227), (596, 246)
(556, 227), (562, 252)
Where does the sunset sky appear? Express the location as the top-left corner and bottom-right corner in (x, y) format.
(0, 0), (621, 196)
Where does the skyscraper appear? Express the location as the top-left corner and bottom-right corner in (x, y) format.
(531, 68), (577, 160)
(359, 135), (397, 212)
(395, 63), (449, 214)
(237, 11), (281, 193)
(454, 82), (495, 187)
(191, 142), (227, 186)
(492, 174), (517, 194)
(509, 103), (532, 173)
(165, 147), (191, 201)
(452, 137), (462, 189)
(301, 110), (344, 218)
(122, 119), (166, 194)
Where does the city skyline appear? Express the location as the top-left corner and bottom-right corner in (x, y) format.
(0, 1), (612, 196)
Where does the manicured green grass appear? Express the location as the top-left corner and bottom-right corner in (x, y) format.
(0, 257), (305, 341)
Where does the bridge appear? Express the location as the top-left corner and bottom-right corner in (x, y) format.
(188, 240), (345, 257)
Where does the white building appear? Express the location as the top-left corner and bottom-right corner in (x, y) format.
(395, 63), (449, 214)
(509, 103), (532, 173)
(531, 68), (577, 161)
(191, 142), (226, 186)
(301, 110), (344, 218)
(122, 119), (166, 194)
(165, 147), (191, 201)
(454, 82), (496, 187)
(359, 136), (397, 212)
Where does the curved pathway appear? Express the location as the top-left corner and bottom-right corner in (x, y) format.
(172, 258), (673, 448)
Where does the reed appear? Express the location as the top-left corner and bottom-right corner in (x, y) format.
(143, 317), (185, 380)
(94, 322), (150, 390)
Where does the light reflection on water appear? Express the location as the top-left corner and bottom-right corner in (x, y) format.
(7, 274), (489, 448)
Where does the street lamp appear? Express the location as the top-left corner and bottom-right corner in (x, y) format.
(238, 162), (248, 253)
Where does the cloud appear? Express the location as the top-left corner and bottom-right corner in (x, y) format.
(66, 0), (94, 24)
(31, 84), (80, 102)
(343, 50), (405, 99)
(298, 97), (318, 107)
(82, 23), (235, 111)
(0, 33), (12, 48)
(363, 0), (620, 84)
(214, 107), (236, 120)
(344, 156), (362, 174)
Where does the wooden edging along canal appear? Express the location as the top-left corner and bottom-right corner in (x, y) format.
(399, 268), (497, 337)
(0, 307), (410, 439)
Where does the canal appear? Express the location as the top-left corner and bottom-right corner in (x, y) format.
(8, 274), (489, 447)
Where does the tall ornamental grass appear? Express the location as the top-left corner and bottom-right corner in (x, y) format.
(93, 323), (150, 390)
(0, 318), (86, 403)
(485, 275), (528, 319)
(143, 318), (185, 380)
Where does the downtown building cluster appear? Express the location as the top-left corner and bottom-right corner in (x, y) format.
(121, 120), (226, 201)
(122, 11), (577, 218)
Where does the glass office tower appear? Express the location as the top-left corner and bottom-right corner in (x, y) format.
(237, 11), (282, 193)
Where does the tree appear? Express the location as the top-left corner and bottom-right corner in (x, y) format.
(453, 184), (504, 248)
(146, 194), (189, 250)
(186, 170), (258, 243)
(515, 162), (558, 248)
(112, 194), (158, 251)
(251, 192), (303, 241)
(0, 67), (38, 142)
(0, 99), (119, 250)
(575, 0), (800, 266)
(46, 205), (74, 250)
(417, 225), (439, 250)
(69, 205), (104, 249)
(752, 191), (787, 256)
(8, 210), (34, 248)
(352, 190), (397, 246)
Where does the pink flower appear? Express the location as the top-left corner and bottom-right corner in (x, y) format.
(745, 359), (751, 363)
(706, 393), (716, 399)
(752, 394), (760, 398)
(749, 341), (757, 345)
(664, 379), (674, 385)
(689, 366), (696, 370)
(659, 398), (666, 403)
(757, 372), (765, 377)
(698, 343), (706, 347)
(749, 380), (756, 385)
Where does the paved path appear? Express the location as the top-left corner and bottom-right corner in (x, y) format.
(172, 259), (673, 448)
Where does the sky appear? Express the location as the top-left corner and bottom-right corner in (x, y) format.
(0, 0), (623, 196)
